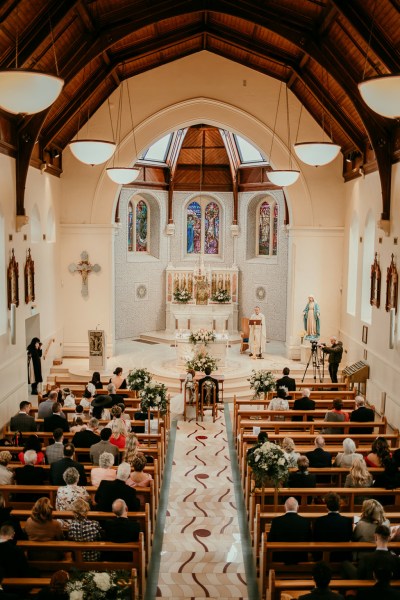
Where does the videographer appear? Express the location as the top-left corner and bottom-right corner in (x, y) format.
(27, 337), (43, 395)
(320, 336), (343, 384)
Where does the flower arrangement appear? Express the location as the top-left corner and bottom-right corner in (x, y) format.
(186, 350), (219, 373)
(173, 288), (192, 303)
(211, 289), (231, 303)
(247, 440), (289, 488)
(248, 369), (276, 398)
(189, 329), (216, 345)
(66, 570), (130, 599)
(127, 368), (152, 391)
(140, 380), (168, 415)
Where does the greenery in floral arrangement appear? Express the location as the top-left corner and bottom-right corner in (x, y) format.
(186, 350), (219, 373)
(189, 329), (216, 345)
(248, 369), (276, 398)
(66, 569), (131, 599)
(211, 289), (231, 303)
(140, 380), (168, 415)
(247, 440), (289, 488)
(126, 368), (152, 391)
(173, 288), (192, 303)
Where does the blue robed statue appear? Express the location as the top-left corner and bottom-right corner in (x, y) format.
(303, 295), (320, 339)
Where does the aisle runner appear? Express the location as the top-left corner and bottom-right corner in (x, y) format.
(156, 412), (248, 599)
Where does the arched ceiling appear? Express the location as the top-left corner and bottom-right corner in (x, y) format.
(1, 0), (399, 220)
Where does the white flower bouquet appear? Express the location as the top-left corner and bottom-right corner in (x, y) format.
(211, 289), (231, 303)
(173, 288), (192, 303)
(248, 369), (276, 398)
(67, 570), (130, 599)
(186, 350), (219, 373)
(127, 368), (152, 391)
(189, 329), (216, 345)
(247, 440), (289, 488)
(140, 380), (168, 415)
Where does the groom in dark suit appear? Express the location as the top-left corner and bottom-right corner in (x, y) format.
(198, 367), (219, 403)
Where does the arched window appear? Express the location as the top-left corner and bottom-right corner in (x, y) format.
(361, 211), (375, 324)
(347, 213), (359, 315)
(128, 198), (149, 253)
(256, 198), (278, 256)
(186, 198), (221, 256)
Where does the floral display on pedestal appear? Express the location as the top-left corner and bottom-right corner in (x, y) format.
(173, 288), (192, 303)
(247, 440), (289, 488)
(248, 369), (276, 399)
(140, 380), (168, 415)
(127, 368), (152, 392)
(186, 350), (219, 373)
(66, 570), (131, 599)
(211, 289), (231, 303)
(189, 329), (216, 345)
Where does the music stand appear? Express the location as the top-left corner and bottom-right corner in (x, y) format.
(249, 318), (262, 360)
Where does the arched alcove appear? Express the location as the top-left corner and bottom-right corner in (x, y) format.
(46, 207), (56, 243)
(361, 211), (375, 324)
(347, 212), (359, 316)
(30, 204), (41, 243)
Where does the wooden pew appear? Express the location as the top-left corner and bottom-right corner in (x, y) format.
(259, 538), (400, 599)
(267, 570), (400, 600)
(266, 389), (357, 401)
(17, 537), (145, 597)
(237, 416), (386, 435)
(295, 381), (349, 390)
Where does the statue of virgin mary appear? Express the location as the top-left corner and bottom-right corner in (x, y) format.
(303, 295), (320, 339)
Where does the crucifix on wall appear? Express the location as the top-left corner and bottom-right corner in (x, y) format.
(68, 250), (101, 297)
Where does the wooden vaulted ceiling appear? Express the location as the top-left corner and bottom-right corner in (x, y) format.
(0, 0), (399, 220)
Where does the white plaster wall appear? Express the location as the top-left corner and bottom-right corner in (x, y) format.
(340, 165), (400, 429)
(0, 158), (63, 427)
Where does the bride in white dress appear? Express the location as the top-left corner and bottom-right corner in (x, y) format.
(170, 370), (196, 416)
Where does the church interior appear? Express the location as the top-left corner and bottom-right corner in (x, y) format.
(1, 0), (400, 598)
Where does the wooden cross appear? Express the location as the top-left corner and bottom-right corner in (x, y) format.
(68, 250), (101, 297)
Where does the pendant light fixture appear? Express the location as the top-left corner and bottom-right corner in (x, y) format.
(267, 83), (300, 187)
(357, 1), (400, 118)
(294, 74), (341, 167)
(106, 76), (140, 184)
(0, 13), (64, 115)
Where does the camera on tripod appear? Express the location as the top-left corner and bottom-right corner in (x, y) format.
(310, 340), (319, 351)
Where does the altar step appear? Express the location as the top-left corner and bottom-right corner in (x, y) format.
(139, 330), (242, 345)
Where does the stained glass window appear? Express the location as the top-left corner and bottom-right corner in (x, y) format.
(187, 201), (201, 254)
(258, 201), (271, 255)
(128, 202), (133, 252)
(273, 203), (278, 255)
(136, 200), (148, 252)
(204, 202), (219, 254)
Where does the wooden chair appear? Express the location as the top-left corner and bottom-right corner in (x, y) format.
(183, 381), (198, 422)
(199, 381), (218, 422)
(240, 317), (250, 354)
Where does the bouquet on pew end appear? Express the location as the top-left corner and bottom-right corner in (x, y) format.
(67, 569), (131, 599)
(127, 368), (152, 391)
(247, 440), (289, 489)
(248, 369), (276, 398)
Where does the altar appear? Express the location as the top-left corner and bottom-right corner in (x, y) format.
(175, 331), (229, 367)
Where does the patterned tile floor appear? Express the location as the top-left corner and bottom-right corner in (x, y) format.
(156, 409), (249, 599)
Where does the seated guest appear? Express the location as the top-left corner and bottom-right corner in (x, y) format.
(70, 416), (85, 433)
(107, 382), (121, 406)
(91, 394), (112, 421)
(70, 403), (85, 422)
(55, 467), (90, 519)
(110, 367), (127, 390)
(79, 387), (93, 409)
(25, 497), (64, 560)
(43, 402), (70, 433)
(90, 427), (119, 465)
(103, 499), (140, 561)
(15, 450), (45, 485)
(38, 390), (60, 419)
(0, 525), (31, 578)
(356, 566), (400, 600)
(268, 496), (312, 564)
(306, 436), (332, 468)
(124, 433), (140, 465)
(365, 437), (391, 467)
(9, 400), (36, 432)
(323, 399), (349, 434)
(292, 388), (315, 421)
(345, 457), (373, 496)
(45, 428), (65, 465)
(281, 437), (300, 467)
(0, 452), (13, 485)
(373, 455), (400, 490)
(68, 498), (102, 561)
(275, 367), (296, 392)
(91, 452), (117, 488)
(357, 525), (400, 579)
(90, 371), (103, 390)
(268, 387), (290, 412)
(18, 434), (45, 464)
(353, 499), (390, 544)
(35, 570), (70, 600)
(0, 566), (20, 600)
(313, 492), (353, 561)
(127, 452), (153, 488)
(72, 417), (100, 448)
(95, 462), (140, 512)
(334, 437), (364, 467)
(61, 388), (76, 408)
(350, 395), (375, 434)
(0, 492), (25, 540)
(109, 419), (127, 449)
(50, 443), (87, 486)
(105, 405), (130, 434)
(198, 367), (219, 403)
(299, 561), (345, 600)
(118, 402), (131, 424)
(287, 455), (316, 488)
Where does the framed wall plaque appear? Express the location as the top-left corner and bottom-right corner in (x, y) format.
(362, 325), (368, 344)
(370, 252), (381, 308)
(385, 253), (398, 314)
(24, 248), (35, 304)
(7, 248), (19, 309)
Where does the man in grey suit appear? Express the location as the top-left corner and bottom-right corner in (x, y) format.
(90, 428), (119, 465)
(9, 401), (36, 432)
(45, 428), (65, 464)
(37, 390), (59, 419)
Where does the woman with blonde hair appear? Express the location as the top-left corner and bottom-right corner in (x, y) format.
(352, 498), (390, 543)
(345, 457), (373, 488)
(334, 438), (364, 468)
(281, 437), (300, 467)
(0, 451), (14, 484)
(124, 433), (140, 465)
(127, 452), (153, 488)
(25, 497), (64, 559)
(109, 418), (127, 449)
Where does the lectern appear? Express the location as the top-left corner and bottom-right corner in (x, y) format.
(88, 330), (107, 371)
(249, 318), (262, 359)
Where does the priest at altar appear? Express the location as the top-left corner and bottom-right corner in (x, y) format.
(249, 306), (266, 358)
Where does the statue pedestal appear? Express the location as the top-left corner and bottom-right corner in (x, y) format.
(300, 342), (311, 365)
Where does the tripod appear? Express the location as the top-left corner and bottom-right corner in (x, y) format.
(302, 344), (323, 382)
